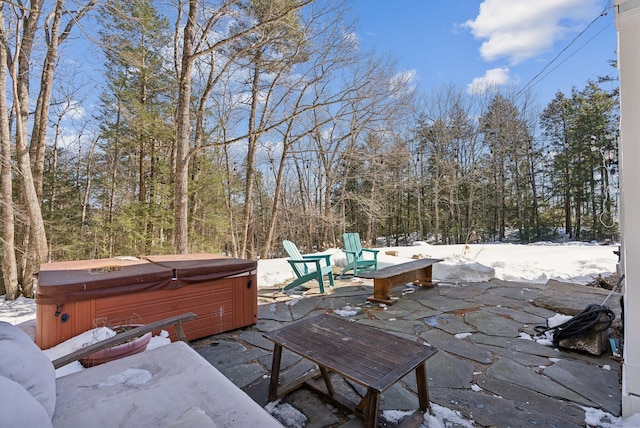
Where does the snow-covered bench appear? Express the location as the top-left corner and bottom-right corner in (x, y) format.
(0, 319), (282, 427)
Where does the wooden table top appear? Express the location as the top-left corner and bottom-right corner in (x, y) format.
(357, 258), (442, 280)
(263, 314), (438, 393)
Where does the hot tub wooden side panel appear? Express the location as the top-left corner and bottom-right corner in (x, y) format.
(234, 275), (258, 328)
(36, 274), (258, 349)
(36, 299), (95, 350)
(94, 279), (237, 341)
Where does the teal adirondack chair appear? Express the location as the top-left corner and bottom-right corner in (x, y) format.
(342, 233), (379, 276)
(282, 240), (335, 293)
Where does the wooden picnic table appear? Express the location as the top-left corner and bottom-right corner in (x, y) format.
(358, 258), (443, 305)
(263, 314), (438, 428)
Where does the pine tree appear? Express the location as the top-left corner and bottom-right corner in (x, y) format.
(96, 0), (174, 255)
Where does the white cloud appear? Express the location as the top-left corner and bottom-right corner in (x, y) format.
(464, 0), (599, 64)
(390, 69), (416, 89)
(342, 32), (360, 51)
(388, 69), (417, 99)
(66, 102), (86, 120)
(467, 67), (511, 94)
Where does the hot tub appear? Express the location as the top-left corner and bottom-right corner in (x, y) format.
(35, 254), (257, 349)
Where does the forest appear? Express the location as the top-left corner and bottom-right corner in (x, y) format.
(0, 0), (619, 298)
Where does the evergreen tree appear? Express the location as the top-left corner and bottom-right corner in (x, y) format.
(95, 0), (174, 255)
(479, 95), (533, 241)
(541, 82), (618, 241)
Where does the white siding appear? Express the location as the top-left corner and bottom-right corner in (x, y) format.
(615, 0), (640, 417)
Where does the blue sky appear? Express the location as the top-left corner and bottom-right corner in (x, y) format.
(349, 0), (617, 106)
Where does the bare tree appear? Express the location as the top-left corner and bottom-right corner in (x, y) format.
(172, 0), (312, 254)
(4, 0), (49, 296)
(31, 0), (97, 198)
(0, 8), (18, 299)
(0, 0), (96, 297)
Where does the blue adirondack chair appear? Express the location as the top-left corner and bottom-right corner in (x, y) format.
(342, 232), (379, 276)
(282, 240), (335, 293)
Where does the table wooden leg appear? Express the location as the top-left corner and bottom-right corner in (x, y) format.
(355, 392), (368, 413)
(319, 366), (335, 396)
(415, 362), (430, 411)
(268, 344), (283, 402)
(363, 389), (380, 428)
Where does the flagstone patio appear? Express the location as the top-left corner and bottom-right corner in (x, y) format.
(193, 276), (622, 427)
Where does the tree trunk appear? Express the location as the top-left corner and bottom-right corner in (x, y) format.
(434, 159), (440, 244)
(0, 11), (19, 298)
(31, 0), (96, 199)
(589, 156), (598, 241)
(12, 0), (49, 295)
(173, 0), (198, 254)
(527, 140), (540, 239)
(241, 59), (262, 259)
(30, 0), (62, 199)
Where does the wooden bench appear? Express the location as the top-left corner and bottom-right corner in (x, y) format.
(358, 258), (442, 305)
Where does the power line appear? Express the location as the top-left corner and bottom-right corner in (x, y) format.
(516, 1), (613, 97)
(530, 23), (613, 92)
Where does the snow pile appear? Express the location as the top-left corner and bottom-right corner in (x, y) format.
(434, 253), (496, 283)
(43, 327), (116, 362)
(265, 401), (307, 428)
(40, 326), (172, 378)
(146, 329), (171, 351)
(333, 305), (361, 317)
(41, 326), (117, 378)
(582, 406), (635, 428)
(423, 402), (475, 427)
(382, 409), (413, 424)
(548, 313), (574, 328)
(455, 332), (473, 339)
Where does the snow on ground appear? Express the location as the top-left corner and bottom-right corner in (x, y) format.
(0, 294), (38, 325)
(257, 241), (619, 288)
(0, 242), (627, 427)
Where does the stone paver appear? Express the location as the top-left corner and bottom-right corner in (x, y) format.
(219, 362), (267, 388)
(484, 280), (544, 300)
(469, 293), (528, 309)
(475, 343), (552, 367)
(486, 357), (595, 406)
(253, 319), (286, 333)
(284, 389), (341, 428)
(469, 333), (562, 359)
(420, 329), (493, 364)
(475, 374), (586, 427)
(482, 306), (547, 324)
(542, 358), (621, 416)
(193, 276), (622, 427)
(288, 297), (322, 320)
(422, 313), (475, 335)
(432, 386), (583, 428)
(239, 329), (275, 350)
(418, 293), (482, 312)
(534, 279), (622, 316)
(437, 284), (487, 299)
(259, 302), (294, 322)
(418, 350), (475, 389)
(464, 310), (523, 336)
